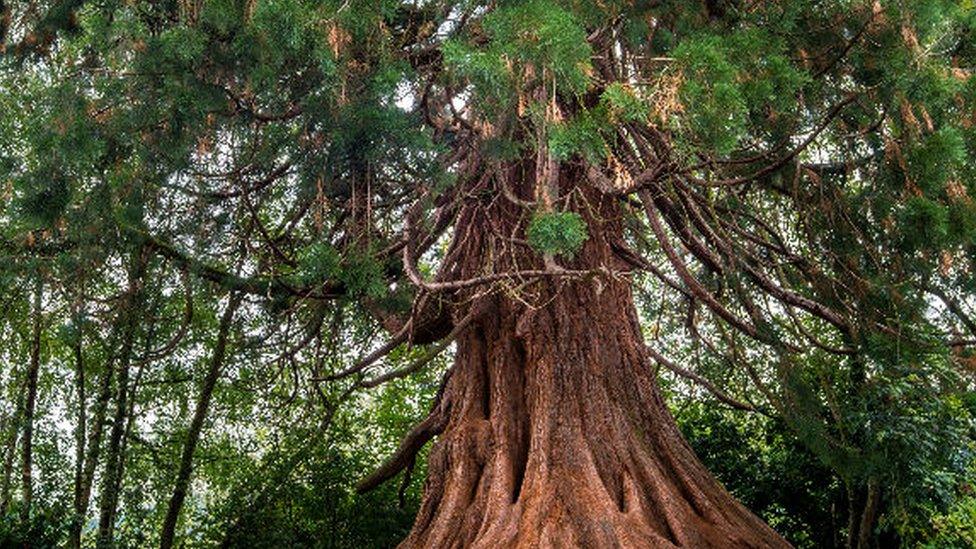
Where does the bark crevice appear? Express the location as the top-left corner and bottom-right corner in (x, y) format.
(508, 333), (530, 505)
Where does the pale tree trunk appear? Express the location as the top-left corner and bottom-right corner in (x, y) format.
(397, 170), (789, 548)
(159, 292), (242, 549)
(20, 277), (42, 527)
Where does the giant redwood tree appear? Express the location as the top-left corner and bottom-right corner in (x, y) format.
(2, 0), (976, 547)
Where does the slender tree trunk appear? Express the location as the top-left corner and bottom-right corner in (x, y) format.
(95, 248), (148, 548)
(844, 350), (870, 549)
(159, 292), (242, 549)
(856, 480), (880, 549)
(71, 350), (115, 548)
(95, 348), (132, 548)
(113, 339), (150, 507)
(0, 371), (24, 515)
(20, 277), (42, 527)
(845, 484), (860, 549)
(398, 171), (789, 548)
(0, 412), (11, 512)
(831, 500), (840, 549)
(70, 311), (86, 549)
(110, 309), (160, 529)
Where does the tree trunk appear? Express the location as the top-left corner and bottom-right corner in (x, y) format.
(856, 480), (879, 549)
(0, 374), (24, 515)
(398, 172), (789, 548)
(70, 316), (86, 549)
(845, 484), (860, 549)
(159, 292), (242, 549)
(0, 410), (13, 515)
(111, 313), (159, 525)
(20, 277), (42, 526)
(96, 247), (148, 548)
(95, 344), (133, 548)
(71, 351), (115, 547)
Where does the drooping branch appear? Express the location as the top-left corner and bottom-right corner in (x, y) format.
(929, 285), (976, 338)
(640, 189), (760, 339)
(645, 345), (757, 412)
(637, 170), (852, 352)
(609, 239), (690, 298)
(359, 308), (478, 389)
(683, 94), (859, 187)
(129, 224), (344, 299)
(317, 320), (413, 382)
(782, 304), (855, 355)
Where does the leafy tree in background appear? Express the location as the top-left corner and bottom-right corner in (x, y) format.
(0, 0), (975, 548)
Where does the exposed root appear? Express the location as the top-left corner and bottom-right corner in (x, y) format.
(356, 406), (449, 493)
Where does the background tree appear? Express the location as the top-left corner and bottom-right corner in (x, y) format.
(0, 0), (974, 548)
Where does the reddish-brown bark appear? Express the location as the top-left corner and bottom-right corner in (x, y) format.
(397, 169), (791, 548)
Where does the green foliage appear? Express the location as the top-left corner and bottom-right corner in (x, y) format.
(673, 35), (748, 156)
(0, 506), (69, 549)
(947, 200), (976, 244)
(547, 110), (606, 162)
(483, 0), (591, 95)
(526, 211), (588, 257)
(297, 242), (342, 284)
(441, 40), (511, 105)
(444, 0), (591, 114)
(218, 447), (418, 548)
(909, 126), (968, 195)
(339, 250), (388, 299)
(672, 402), (840, 548)
(600, 82), (649, 123)
(215, 353), (443, 548)
(899, 196), (950, 250)
(13, 173), (71, 228)
(916, 491), (976, 548)
(672, 26), (808, 156)
(546, 82), (649, 161)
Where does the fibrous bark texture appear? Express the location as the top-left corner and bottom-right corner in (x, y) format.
(400, 170), (790, 548)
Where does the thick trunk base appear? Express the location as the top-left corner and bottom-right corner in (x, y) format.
(401, 177), (789, 548)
